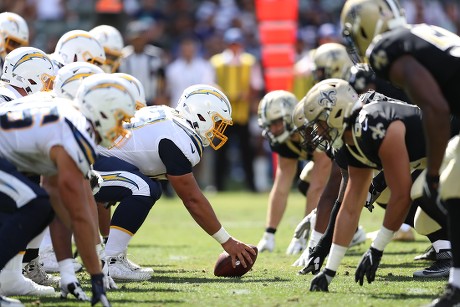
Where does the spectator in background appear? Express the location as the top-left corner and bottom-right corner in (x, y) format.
(166, 36), (215, 108)
(209, 27), (263, 192)
(119, 19), (167, 106)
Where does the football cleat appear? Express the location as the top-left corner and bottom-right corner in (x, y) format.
(414, 245), (437, 261)
(349, 226), (367, 247)
(23, 257), (60, 287)
(60, 281), (89, 301)
(428, 284), (460, 307)
(257, 232), (275, 253)
(106, 252), (152, 281)
(413, 249), (452, 278)
(0, 275), (55, 296)
(0, 295), (24, 307)
(40, 246), (82, 273)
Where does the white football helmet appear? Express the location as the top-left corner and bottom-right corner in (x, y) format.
(258, 90), (298, 146)
(89, 25), (124, 73)
(300, 78), (360, 151)
(54, 30), (106, 66)
(53, 62), (104, 100)
(112, 73), (146, 110)
(0, 32), (6, 59)
(312, 43), (353, 82)
(340, 0), (406, 62)
(1, 47), (55, 94)
(176, 84), (233, 150)
(0, 12), (29, 53)
(74, 74), (136, 147)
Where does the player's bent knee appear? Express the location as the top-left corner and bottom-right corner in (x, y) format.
(414, 207), (441, 235)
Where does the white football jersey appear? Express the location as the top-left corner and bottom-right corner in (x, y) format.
(98, 105), (204, 179)
(0, 81), (21, 105)
(0, 98), (97, 177)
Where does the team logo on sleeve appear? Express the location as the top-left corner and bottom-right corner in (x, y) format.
(371, 50), (388, 70)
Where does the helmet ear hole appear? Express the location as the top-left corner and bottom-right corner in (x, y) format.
(360, 27), (368, 39)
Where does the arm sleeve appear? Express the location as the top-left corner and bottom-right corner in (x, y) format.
(158, 138), (193, 176)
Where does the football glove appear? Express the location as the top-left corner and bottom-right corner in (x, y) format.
(309, 269), (336, 292)
(88, 169), (103, 195)
(292, 246), (313, 267)
(257, 232), (275, 253)
(286, 237), (306, 255)
(422, 174), (446, 215)
(293, 209), (317, 240)
(60, 281), (90, 301)
(298, 246), (327, 275)
(91, 273), (111, 307)
(355, 247), (383, 286)
(365, 184), (380, 213)
(101, 259), (118, 290)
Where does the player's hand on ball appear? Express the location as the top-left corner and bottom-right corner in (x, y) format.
(355, 247), (383, 286)
(222, 238), (257, 269)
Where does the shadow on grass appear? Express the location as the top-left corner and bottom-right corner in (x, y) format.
(20, 297), (186, 305)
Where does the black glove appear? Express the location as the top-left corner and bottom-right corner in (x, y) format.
(91, 273), (111, 307)
(355, 247), (383, 286)
(298, 246), (327, 275)
(422, 174), (446, 215)
(309, 269), (336, 292)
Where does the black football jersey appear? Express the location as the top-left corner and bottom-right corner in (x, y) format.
(368, 24), (460, 115)
(345, 93), (425, 169)
(270, 139), (310, 160)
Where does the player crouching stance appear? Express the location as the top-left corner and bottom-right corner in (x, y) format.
(0, 74), (136, 306)
(92, 84), (256, 281)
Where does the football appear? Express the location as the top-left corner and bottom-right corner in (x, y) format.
(213, 245), (258, 277)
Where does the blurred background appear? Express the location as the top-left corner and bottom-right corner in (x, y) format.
(3, 0), (458, 193)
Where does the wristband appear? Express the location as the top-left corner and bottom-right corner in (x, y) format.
(212, 227), (231, 244)
(371, 226), (394, 251)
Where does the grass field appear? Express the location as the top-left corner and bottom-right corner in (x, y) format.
(19, 191), (447, 306)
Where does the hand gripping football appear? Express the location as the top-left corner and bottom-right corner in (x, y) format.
(214, 245), (258, 277)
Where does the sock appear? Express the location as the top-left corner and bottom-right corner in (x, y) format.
(39, 227), (53, 250)
(104, 227), (133, 257)
(371, 226), (394, 251)
(0, 253), (24, 280)
(399, 223), (411, 232)
(23, 249), (39, 264)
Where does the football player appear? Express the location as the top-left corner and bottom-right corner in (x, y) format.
(91, 84), (256, 281)
(0, 73), (136, 306)
(0, 47), (59, 296)
(90, 25), (124, 73)
(340, 0), (460, 304)
(295, 79), (447, 292)
(52, 29), (106, 68)
(255, 90), (331, 255)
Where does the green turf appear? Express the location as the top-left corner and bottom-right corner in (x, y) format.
(19, 191), (446, 306)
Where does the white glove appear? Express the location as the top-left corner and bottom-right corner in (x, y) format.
(99, 248), (118, 290)
(292, 246), (313, 267)
(257, 232), (275, 252)
(286, 237), (307, 255)
(88, 169), (103, 195)
(101, 258), (118, 290)
(293, 209), (317, 241)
